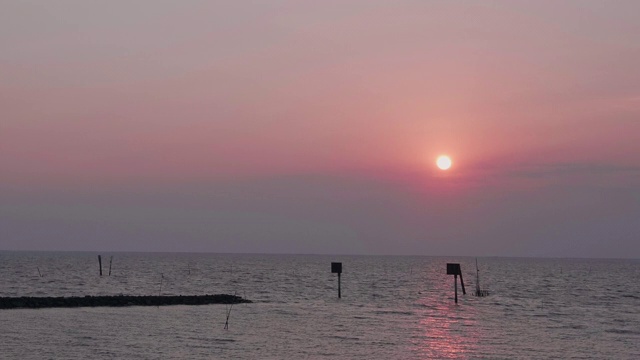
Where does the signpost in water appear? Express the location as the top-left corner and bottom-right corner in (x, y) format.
(446, 263), (466, 304)
(331, 262), (342, 298)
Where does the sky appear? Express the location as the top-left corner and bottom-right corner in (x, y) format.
(1, 1), (639, 257)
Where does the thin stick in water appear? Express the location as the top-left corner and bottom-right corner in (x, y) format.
(224, 291), (237, 330)
(224, 304), (233, 330)
(37, 267), (42, 277)
(108, 256), (113, 276)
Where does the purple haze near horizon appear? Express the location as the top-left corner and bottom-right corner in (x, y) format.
(1, 1), (639, 257)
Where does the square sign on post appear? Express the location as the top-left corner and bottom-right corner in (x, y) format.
(446, 263), (461, 275)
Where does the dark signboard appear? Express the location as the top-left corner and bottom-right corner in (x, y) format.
(447, 263), (461, 275)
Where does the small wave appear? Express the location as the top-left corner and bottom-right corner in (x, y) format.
(548, 311), (569, 317)
(213, 338), (236, 343)
(373, 310), (414, 316)
(371, 341), (396, 346)
(329, 335), (359, 341)
(605, 328), (638, 335)
(413, 303), (437, 309)
(559, 324), (587, 330)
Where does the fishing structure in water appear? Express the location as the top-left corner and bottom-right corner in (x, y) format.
(474, 258), (490, 297)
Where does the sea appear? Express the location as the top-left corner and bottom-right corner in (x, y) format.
(1, 252), (638, 359)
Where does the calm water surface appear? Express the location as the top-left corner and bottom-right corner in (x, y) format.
(1, 252), (638, 359)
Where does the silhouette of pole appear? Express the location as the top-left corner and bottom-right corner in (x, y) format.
(454, 274), (458, 304)
(476, 258), (480, 296)
(331, 262), (342, 299)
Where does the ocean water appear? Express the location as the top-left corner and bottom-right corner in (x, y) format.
(0, 252), (638, 359)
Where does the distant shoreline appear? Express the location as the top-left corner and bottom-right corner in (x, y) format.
(0, 250), (637, 260)
(0, 294), (251, 310)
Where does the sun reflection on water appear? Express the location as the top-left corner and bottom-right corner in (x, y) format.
(412, 298), (480, 359)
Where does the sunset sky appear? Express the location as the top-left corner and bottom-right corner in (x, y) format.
(2, 1), (639, 257)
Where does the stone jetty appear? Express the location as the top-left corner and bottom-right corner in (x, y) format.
(0, 294), (251, 309)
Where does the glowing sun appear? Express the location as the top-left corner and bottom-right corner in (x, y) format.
(436, 155), (452, 170)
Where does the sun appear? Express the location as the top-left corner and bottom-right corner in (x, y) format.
(436, 155), (452, 170)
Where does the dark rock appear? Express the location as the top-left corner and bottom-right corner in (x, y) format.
(0, 294), (251, 309)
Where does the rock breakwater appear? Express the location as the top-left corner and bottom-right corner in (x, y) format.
(0, 294), (251, 309)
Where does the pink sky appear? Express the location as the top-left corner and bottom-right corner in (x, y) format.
(1, 1), (639, 257)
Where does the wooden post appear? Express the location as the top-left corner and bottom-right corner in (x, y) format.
(98, 255), (102, 276)
(454, 274), (458, 304)
(475, 258), (480, 296)
(108, 256), (113, 276)
(331, 262), (342, 299)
